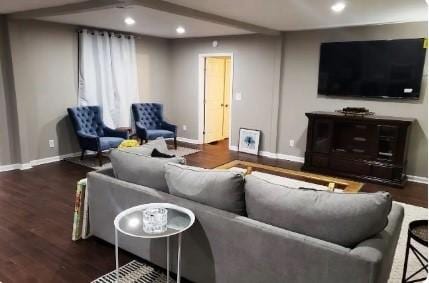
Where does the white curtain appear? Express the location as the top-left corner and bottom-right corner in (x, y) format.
(78, 29), (139, 128)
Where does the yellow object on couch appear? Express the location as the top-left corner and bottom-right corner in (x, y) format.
(118, 139), (140, 148)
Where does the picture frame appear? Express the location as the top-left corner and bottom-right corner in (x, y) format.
(238, 128), (261, 155)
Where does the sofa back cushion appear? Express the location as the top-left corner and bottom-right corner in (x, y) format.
(110, 149), (185, 192)
(165, 163), (246, 215)
(245, 175), (392, 247)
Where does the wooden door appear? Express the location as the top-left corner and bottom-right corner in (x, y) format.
(204, 57), (226, 143)
(222, 58), (231, 138)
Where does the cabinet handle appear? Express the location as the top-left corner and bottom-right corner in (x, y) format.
(221, 104), (224, 107)
(225, 104), (229, 108)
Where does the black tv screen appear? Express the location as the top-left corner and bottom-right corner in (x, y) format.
(318, 38), (426, 99)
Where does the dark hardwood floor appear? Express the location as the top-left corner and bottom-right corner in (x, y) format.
(0, 139), (426, 282)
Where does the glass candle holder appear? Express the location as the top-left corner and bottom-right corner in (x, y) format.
(143, 207), (168, 234)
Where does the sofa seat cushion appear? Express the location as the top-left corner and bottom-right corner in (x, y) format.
(245, 175), (392, 247)
(110, 149), (185, 193)
(99, 137), (124, 150)
(165, 163), (246, 215)
(147, 129), (174, 140)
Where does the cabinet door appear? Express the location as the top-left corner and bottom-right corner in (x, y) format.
(312, 119), (333, 153)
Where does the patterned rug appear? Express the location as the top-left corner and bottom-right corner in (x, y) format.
(64, 146), (200, 170)
(91, 260), (174, 283)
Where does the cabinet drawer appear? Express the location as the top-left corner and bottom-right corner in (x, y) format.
(372, 165), (393, 180)
(311, 154), (329, 168)
(330, 159), (371, 175)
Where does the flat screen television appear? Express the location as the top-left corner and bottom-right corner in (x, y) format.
(318, 38), (426, 99)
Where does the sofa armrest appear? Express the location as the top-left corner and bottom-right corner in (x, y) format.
(350, 203), (404, 283)
(103, 127), (128, 139)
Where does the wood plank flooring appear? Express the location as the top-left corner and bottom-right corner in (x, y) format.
(0, 139), (426, 282)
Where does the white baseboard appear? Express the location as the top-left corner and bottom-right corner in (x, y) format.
(0, 152), (80, 172)
(0, 163), (22, 172)
(407, 175), (428, 184)
(229, 145), (305, 163)
(176, 137), (202, 144)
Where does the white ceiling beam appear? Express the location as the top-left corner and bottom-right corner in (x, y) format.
(133, 0), (280, 35)
(8, 0), (280, 35)
(9, 0), (135, 19)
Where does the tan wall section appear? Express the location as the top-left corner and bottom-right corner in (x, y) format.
(278, 22), (428, 177)
(170, 35), (282, 151)
(4, 20), (171, 164)
(8, 20), (80, 163)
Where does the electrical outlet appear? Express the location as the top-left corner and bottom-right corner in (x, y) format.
(235, 92), (242, 101)
(183, 125), (187, 131)
(289, 139), (295, 147)
(49, 139), (55, 148)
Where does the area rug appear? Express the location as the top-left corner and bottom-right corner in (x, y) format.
(65, 146), (200, 170)
(91, 260), (174, 283)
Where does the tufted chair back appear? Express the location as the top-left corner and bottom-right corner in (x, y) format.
(67, 106), (105, 137)
(132, 103), (164, 130)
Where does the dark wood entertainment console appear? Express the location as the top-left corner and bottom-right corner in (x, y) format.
(302, 111), (414, 187)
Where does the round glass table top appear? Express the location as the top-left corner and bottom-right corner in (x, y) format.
(114, 203), (195, 239)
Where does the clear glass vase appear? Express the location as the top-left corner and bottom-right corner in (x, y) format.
(143, 207), (168, 234)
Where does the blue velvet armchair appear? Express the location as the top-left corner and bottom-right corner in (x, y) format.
(131, 103), (177, 148)
(67, 106), (128, 165)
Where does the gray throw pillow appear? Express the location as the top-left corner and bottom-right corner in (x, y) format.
(165, 163), (246, 215)
(110, 149), (185, 192)
(245, 175), (392, 247)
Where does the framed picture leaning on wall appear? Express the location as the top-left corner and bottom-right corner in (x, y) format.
(238, 128), (261, 155)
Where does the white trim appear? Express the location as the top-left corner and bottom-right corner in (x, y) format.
(229, 145), (305, 163)
(0, 152), (81, 172)
(176, 137), (202, 145)
(0, 163), (22, 172)
(276, 153), (305, 163)
(198, 53), (234, 147)
(407, 175), (428, 184)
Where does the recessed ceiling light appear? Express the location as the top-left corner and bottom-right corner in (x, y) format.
(176, 26), (186, 34)
(331, 2), (346, 13)
(124, 17), (135, 25)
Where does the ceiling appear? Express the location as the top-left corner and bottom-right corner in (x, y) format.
(1, 0), (427, 38)
(0, 0), (85, 14)
(41, 5), (251, 38)
(165, 0), (428, 31)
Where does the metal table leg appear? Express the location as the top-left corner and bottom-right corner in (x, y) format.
(115, 228), (119, 283)
(167, 237), (170, 283)
(177, 233), (182, 283)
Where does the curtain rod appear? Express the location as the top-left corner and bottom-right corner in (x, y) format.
(77, 27), (142, 39)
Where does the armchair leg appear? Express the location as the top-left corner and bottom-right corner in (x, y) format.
(97, 151), (103, 167)
(140, 139), (143, 145)
(80, 150), (85, 160)
(174, 137), (177, 149)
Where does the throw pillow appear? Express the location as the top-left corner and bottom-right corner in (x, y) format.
(165, 163), (246, 215)
(110, 149), (185, 193)
(245, 174), (392, 247)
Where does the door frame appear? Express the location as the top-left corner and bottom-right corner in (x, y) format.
(198, 52), (234, 146)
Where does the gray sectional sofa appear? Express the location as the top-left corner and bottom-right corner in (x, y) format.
(86, 148), (404, 283)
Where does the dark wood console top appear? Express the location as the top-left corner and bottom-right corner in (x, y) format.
(306, 111), (415, 124)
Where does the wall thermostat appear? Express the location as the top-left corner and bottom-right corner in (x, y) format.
(212, 40), (218, 47)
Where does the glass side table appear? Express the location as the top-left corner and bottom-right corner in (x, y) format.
(114, 203), (195, 283)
